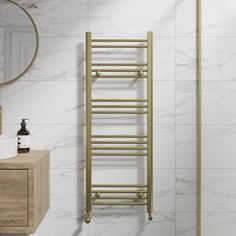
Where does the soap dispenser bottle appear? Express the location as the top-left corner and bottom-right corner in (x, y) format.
(17, 119), (30, 153)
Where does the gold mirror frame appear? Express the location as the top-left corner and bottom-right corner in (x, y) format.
(0, 0), (39, 86)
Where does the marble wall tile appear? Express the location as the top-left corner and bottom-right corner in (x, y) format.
(19, 37), (85, 82)
(176, 213), (197, 236)
(154, 125), (175, 168)
(176, 81), (196, 125)
(176, 169), (197, 213)
(89, 0), (175, 37)
(176, 37), (196, 81)
(92, 80), (175, 125)
(202, 213), (236, 236)
(176, 125), (196, 168)
(202, 170), (236, 213)
(202, 125), (236, 168)
(176, 0), (196, 36)
(25, 0), (88, 36)
(50, 146), (85, 169)
(202, 0), (236, 36)
(92, 168), (175, 213)
(154, 81), (175, 124)
(202, 81), (236, 124)
(1, 213), (89, 236)
(202, 37), (236, 81)
(0, 80), (84, 125)
(90, 213), (175, 236)
(50, 168), (85, 213)
(154, 37), (175, 80)
(3, 124), (84, 149)
(92, 124), (175, 169)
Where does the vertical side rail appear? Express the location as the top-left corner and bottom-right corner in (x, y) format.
(0, 106), (2, 134)
(85, 32), (92, 224)
(197, 0), (202, 235)
(147, 31), (153, 221)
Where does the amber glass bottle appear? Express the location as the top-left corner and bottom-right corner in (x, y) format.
(17, 119), (30, 153)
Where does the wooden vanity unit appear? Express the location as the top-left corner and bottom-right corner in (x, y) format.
(0, 150), (50, 234)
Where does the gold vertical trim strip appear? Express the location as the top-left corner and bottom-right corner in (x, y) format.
(0, 106), (2, 134)
(197, 0), (202, 235)
(147, 31), (153, 219)
(86, 32), (92, 221)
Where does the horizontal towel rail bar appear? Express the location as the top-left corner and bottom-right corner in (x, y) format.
(92, 45), (147, 48)
(92, 111), (147, 114)
(92, 135), (147, 138)
(92, 153), (147, 156)
(91, 141), (148, 144)
(92, 202), (147, 205)
(93, 196), (147, 200)
(92, 63), (147, 67)
(92, 147), (147, 150)
(92, 75), (147, 78)
(92, 99), (147, 102)
(92, 69), (147, 72)
(92, 190), (147, 193)
(92, 39), (147, 42)
(92, 184), (147, 187)
(92, 105), (147, 108)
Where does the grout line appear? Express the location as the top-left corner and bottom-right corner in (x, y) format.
(36, 35), (236, 38)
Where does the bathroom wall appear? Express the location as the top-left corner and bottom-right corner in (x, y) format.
(0, 0), (234, 236)
(201, 1), (236, 236)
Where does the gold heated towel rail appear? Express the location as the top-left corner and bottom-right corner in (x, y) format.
(85, 32), (153, 223)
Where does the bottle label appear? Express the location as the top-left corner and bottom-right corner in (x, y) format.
(18, 135), (30, 149)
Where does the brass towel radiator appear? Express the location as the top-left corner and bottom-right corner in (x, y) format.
(85, 32), (153, 223)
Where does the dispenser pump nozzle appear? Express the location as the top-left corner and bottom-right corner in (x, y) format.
(21, 119), (29, 127)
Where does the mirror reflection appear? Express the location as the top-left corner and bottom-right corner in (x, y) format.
(0, 0), (37, 84)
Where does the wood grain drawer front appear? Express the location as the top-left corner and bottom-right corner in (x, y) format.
(0, 170), (28, 227)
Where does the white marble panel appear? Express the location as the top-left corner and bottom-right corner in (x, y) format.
(202, 125), (236, 168)
(25, 0), (88, 36)
(202, 0), (236, 36)
(89, 0), (175, 37)
(90, 213), (175, 236)
(154, 125), (175, 168)
(50, 146), (85, 169)
(176, 169), (197, 213)
(92, 168), (175, 213)
(176, 37), (196, 81)
(202, 213), (236, 236)
(19, 37), (85, 81)
(176, 0), (196, 36)
(202, 81), (223, 124)
(50, 168), (85, 213)
(176, 125), (196, 168)
(154, 81), (175, 124)
(202, 170), (236, 212)
(176, 81), (196, 124)
(91, 124), (175, 169)
(202, 37), (236, 81)
(0, 80), (84, 125)
(91, 37), (175, 81)
(3, 124), (83, 149)
(176, 213), (197, 236)
(92, 80), (175, 125)
(202, 81), (236, 124)
(1, 213), (89, 236)
(154, 37), (175, 80)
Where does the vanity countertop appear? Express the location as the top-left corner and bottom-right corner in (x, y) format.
(0, 150), (49, 168)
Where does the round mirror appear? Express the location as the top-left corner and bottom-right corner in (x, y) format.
(0, 0), (38, 85)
